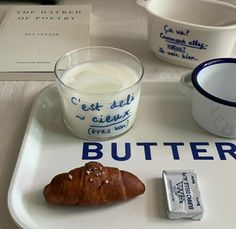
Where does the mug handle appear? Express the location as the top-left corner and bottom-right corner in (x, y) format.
(179, 72), (193, 97)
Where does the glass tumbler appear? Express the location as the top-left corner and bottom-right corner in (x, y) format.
(54, 46), (144, 140)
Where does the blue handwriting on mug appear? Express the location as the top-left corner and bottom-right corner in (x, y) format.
(159, 25), (209, 61)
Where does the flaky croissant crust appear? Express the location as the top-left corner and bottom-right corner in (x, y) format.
(43, 161), (145, 206)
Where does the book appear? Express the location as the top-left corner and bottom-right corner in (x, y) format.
(0, 5), (91, 80)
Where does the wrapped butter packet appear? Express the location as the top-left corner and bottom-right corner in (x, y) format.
(162, 170), (204, 220)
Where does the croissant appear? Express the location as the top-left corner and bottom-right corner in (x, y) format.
(43, 161), (145, 206)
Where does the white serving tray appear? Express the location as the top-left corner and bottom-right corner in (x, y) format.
(8, 82), (236, 229)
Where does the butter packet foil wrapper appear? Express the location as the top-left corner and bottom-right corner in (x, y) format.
(162, 170), (204, 220)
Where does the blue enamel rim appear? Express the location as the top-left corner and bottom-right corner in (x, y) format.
(192, 58), (236, 107)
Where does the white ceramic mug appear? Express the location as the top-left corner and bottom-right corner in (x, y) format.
(180, 58), (236, 138)
(137, 0), (236, 68)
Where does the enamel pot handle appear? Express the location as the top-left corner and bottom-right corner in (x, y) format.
(136, 0), (149, 8)
(179, 72), (194, 97)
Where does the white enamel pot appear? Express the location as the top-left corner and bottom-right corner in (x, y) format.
(180, 58), (236, 138)
(137, 0), (236, 68)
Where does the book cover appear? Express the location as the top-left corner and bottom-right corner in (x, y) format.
(0, 5), (91, 80)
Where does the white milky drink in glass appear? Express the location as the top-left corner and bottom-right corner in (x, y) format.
(55, 47), (144, 140)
